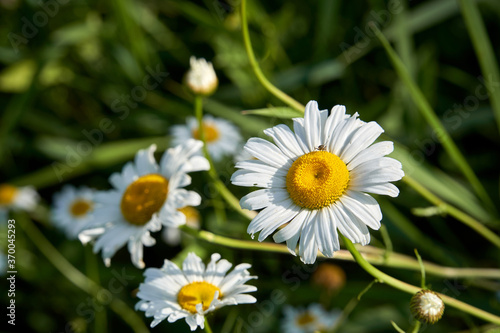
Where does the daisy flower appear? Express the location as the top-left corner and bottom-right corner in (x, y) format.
(171, 114), (242, 162)
(185, 56), (218, 96)
(0, 184), (39, 221)
(282, 303), (341, 333)
(135, 252), (257, 331)
(79, 140), (209, 268)
(52, 185), (96, 239)
(231, 100), (404, 264)
(162, 206), (200, 246)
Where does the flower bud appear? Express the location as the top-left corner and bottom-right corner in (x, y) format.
(311, 263), (346, 294)
(185, 56), (218, 96)
(410, 290), (445, 324)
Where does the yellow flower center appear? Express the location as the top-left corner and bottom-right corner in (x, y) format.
(70, 199), (93, 217)
(120, 174), (169, 225)
(296, 312), (316, 326)
(177, 281), (222, 314)
(286, 151), (349, 210)
(192, 123), (219, 143)
(0, 184), (18, 205)
(178, 206), (200, 227)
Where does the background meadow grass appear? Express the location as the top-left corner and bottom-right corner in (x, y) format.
(1, 0), (499, 332)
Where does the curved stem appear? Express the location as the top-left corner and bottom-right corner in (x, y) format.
(179, 226), (500, 280)
(17, 214), (149, 333)
(204, 317), (213, 333)
(194, 95), (256, 221)
(404, 175), (500, 249)
(240, 0), (304, 112)
(341, 234), (500, 325)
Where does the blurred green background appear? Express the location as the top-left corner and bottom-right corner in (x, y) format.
(1, 0), (499, 332)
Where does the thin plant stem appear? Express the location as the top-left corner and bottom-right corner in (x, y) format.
(404, 175), (500, 249)
(17, 214), (149, 333)
(205, 317), (213, 333)
(179, 226), (500, 280)
(458, 0), (500, 133)
(411, 320), (422, 333)
(414, 249), (426, 289)
(194, 95), (255, 221)
(371, 22), (494, 211)
(240, 0), (304, 112)
(85, 247), (107, 333)
(341, 234), (500, 325)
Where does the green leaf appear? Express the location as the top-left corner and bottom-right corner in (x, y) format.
(241, 107), (303, 119)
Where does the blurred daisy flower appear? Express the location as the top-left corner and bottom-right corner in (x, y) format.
(0, 184), (39, 221)
(232, 100), (404, 264)
(282, 303), (341, 333)
(79, 140), (209, 268)
(171, 115), (242, 162)
(52, 186), (96, 239)
(185, 56), (218, 96)
(136, 252), (257, 331)
(162, 206), (200, 246)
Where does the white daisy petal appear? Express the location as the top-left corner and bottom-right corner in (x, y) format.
(232, 100), (403, 263)
(347, 141), (394, 170)
(281, 303), (341, 333)
(244, 138), (290, 168)
(240, 188), (289, 211)
(78, 142), (208, 268)
(136, 253), (257, 331)
(264, 124), (305, 158)
(340, 121), (384, 163)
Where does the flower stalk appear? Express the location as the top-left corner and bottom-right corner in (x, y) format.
(341, 234), (500, 325)
(194, 95), (255, 221)
(179, 226), (500, 280)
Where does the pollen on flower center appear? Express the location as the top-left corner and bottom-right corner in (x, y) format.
(177, 281), (222, 314)
(286, 151), (349, 210)
(296, 312), (316, 326)
(70, 199), (93, 217)
(0, 184), (18, 205)
(120, 174), (169, 226)
(192, 123), (219, 143)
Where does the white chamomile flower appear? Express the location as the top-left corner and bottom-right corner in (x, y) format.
(162, 206), (200, 246)
(282, 303), (341, 333)
(0, 184), (39, 221)
(136, 252), (257, 331)
(186, 56), (218, 96)
(52, 186), (96, 239)
(232, 100), (404, 264)
(171, 115), (242, 162)
(78, 140), (209, 268)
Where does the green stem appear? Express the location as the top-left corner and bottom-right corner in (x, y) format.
(341, 234), (500, 325)
(204, 317), (213, 333)
(85, 247), (107, 333)
(240, 0), (304, 112)
(179, 226), (500, 279)
(404, 175), (500, 249)
(458, 0), (500, 134)
(371, 23), (494, 212)
(17, 214), (149, 333)
(194, 95), (255, 221)
(414, 249), (426, 289)
(411, 320), (421, 333)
